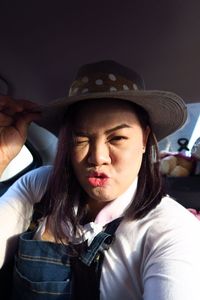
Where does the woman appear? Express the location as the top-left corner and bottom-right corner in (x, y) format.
(0, 60), (200, 300)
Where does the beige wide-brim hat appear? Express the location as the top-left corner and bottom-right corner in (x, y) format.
(36, 60), (187, 141)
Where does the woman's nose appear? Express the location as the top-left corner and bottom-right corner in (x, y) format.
(87, 142), (111, 166)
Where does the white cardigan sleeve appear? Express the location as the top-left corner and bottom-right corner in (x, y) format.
(0, 165), (52, 268)
(142, 199), (200, 300)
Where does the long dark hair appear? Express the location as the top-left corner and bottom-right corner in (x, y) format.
(39, 99), (164, 242)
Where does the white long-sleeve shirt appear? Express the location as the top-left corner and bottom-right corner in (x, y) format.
(0, 166), (200, 300)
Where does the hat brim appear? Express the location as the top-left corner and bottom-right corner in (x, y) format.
(36, 90), (187, 141)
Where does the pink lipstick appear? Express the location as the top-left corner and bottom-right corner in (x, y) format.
(87, 172), (109, 187)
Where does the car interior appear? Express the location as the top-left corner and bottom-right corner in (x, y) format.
(0, 1), (200, 297)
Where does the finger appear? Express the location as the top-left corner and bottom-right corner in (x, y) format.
(15, 99), (43, 113)
(0, 96), (24, 114)
(0, 108), (17, 116)
(0, 96), (42, 115)
(0, 112), (13, 126)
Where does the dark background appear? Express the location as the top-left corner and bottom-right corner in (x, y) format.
(0, 0), (200, 104)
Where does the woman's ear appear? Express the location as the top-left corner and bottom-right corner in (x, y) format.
(142, 126), (150, 153)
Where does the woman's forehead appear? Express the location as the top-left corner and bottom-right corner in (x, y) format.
(72, 99), (141, 130)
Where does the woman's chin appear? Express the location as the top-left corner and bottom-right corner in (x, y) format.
(87, 186), (117, 203)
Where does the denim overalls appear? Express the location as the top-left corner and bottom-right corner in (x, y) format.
(12, 218), (122, 300)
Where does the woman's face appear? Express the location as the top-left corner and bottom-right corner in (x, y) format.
(71, 99), (149, 212)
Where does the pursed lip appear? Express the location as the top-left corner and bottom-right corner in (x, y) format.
(87, 171), (110, 179)
(87, 171), (110, 187)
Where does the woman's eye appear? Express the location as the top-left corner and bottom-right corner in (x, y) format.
(74, 138), (89, 146)
(110, 136), (127, 143)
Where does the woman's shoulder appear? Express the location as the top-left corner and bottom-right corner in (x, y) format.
(18, 165), (53, 200)
(144, 195), (200, 232)
(151, 195), (200, 224)
(1, 165), (53, 205)
(15, 165), (53, 187)
(119, 196), (200, 265)
(120, 196), (200, 247)
(139, 196), (200, 250)
(22, 165), (53, 179)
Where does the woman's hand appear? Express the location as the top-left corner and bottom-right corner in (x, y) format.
(0, 96), (41, 175)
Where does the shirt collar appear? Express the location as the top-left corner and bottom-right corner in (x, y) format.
(67, 177), (138, 245)
(94, 176), (138, 226)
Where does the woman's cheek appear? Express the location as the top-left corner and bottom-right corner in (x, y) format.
(71, 148), (87, 165)
(118, 147), (143, 169)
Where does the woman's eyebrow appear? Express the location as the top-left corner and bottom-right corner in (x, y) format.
(73, 124), (132, 136)
(73, 131), (89, 136)
(105, 124), (132, 134)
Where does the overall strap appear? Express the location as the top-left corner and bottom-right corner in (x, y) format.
(71, 217), (123, 300)
(79, 217), (123, 266)
(104, 217), (123, 235)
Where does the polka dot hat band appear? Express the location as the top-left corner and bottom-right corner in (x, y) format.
(37, 60), (187, 141)
(68, 60), (144, 96)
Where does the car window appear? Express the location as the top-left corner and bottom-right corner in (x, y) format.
(0, 145), (33, 182)
(0, 140), (42, 195)
(158, 103), (200, 155)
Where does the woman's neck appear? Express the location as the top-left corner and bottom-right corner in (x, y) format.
(83, 198), (111, 223)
